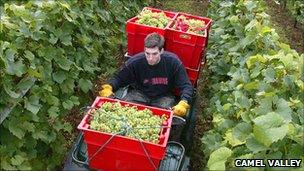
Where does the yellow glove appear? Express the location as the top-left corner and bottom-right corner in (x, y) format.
(172, 100), (190, 117)
(99, 84), (113, 97)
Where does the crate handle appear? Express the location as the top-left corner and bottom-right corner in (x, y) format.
(172, 33), (196, 46)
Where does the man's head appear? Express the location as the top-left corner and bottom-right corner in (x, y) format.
(144, 33), (164, 65)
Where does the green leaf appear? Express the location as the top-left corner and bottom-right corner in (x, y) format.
(244, 0), (257, 12)
(46, 95), (59, 106)
(244, 81), (259, 90)
(2, 159), (18, 170)
(234, 91), (251, 109)
(63, 122), (72, 133)
(225, 129), (244, 147)
(63, 100), (74, 110)
(246, 54), (266, 69)
(60, 34), (72, 46)
(253, 112), (284, 127)
(52, 71), (67, 84)
(201, 132), (223, 153)
(38, 46), (56, 62)
(24, 50), (35, 61)
(7, 60), (27, 76)
(70, 96), (80, 106)
(3, 83), (21, 98)
(253, 124), (289, 147)
(5, 48), (16, 62)
(246, 135), (267, 153)
(207, 147), (232, 170)
(253, 112), (289, 147)
(48, 106), (60, 118)
(16, 77), (35, 91)
(60, 78), (75, 94)
(23, 121), (35, 132)
(280, 53), (294, 69)
(56, 57), (73, 71)
(239, 34), (256, 49)
(275, 98), (292, 122)
(48, 34), (58, 45)
(79, 78), (93, 93)
(53, 120), (64, 131)
(245, 19), (257, 31)
(263, 67), (276, 83)
(254, 97), (273, 115)
(261, 26), (272, 35)
(25, 95), (42, 115)
(11, 155), (25, 166)
(32, 130), (56, 143)
(232, 122), (252, 142)
(8, 119), (25, 139)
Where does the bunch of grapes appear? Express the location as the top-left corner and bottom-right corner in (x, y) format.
(136, 9), (170, 28)
(174, 15), (206, 35)
(90, 102), (167, 144)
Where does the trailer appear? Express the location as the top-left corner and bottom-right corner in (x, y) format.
(63, 7), (211, 171)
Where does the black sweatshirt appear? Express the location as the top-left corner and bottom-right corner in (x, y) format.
(108, 51), (194, 102)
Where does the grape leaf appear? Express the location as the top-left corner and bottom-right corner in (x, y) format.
(274, 98), (292, 122)
(79, 78), (93, 93)
(47, 106), (59, 118)
(11, 155), (25, 166)
(24, 96), (41, 115)
(62, 100), (74, 110)
(24, 50), (35, 61)
(60, 34), (72, 46)
(8, 119), (25, 139)
(52, 71), (67, 84)
(263, 67), (276, 83)
(246, 135), (267, 153)
(225, 129), (244, 147)
(232, 122), (252, 142)
(207, 147), (232, 170)
(201, 132), (223, 153)
(60, 78), (75, 94)
(56, 57), (73, 71)
(244, 0), (257, 12)
(253, 112), (289, 147)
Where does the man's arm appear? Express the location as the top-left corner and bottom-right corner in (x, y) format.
(108, 63), (136, 92)
(174, 64), (194, 102)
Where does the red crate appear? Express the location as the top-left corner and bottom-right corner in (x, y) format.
(126, 7), (177, 56)
(78, 97), (173, 171)
(186, 66), (200, 87)
(165, 12), (212, 70)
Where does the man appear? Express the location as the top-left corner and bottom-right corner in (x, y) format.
(99, 33), (194, 117)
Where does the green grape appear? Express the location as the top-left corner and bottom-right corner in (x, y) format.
(135, 9), (170, 28)
(89, 102), (168, 144)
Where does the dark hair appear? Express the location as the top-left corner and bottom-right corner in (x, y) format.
(144, 33), (165, 51)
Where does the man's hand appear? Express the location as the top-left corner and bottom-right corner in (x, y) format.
(99, 84), (113, 97)
(172, 100), (190, 117)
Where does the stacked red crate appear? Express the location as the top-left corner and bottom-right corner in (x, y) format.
(126, 7), (212, 86)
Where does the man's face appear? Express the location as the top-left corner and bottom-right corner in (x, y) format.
(145, 47), (162, 66)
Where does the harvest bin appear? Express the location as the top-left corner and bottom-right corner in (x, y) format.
(126, 7), (177, 56)
(77, 97), (173, 171)
(165, 12), (212, 70)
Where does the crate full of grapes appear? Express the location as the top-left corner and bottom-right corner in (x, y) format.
(165, 12), (212, 70)
(126, 7), (177, 56)
(77, 97), (173, 171)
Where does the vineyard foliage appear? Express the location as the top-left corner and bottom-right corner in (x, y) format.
(0, 0), (146, 170)
(203, 0), (303, 170)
